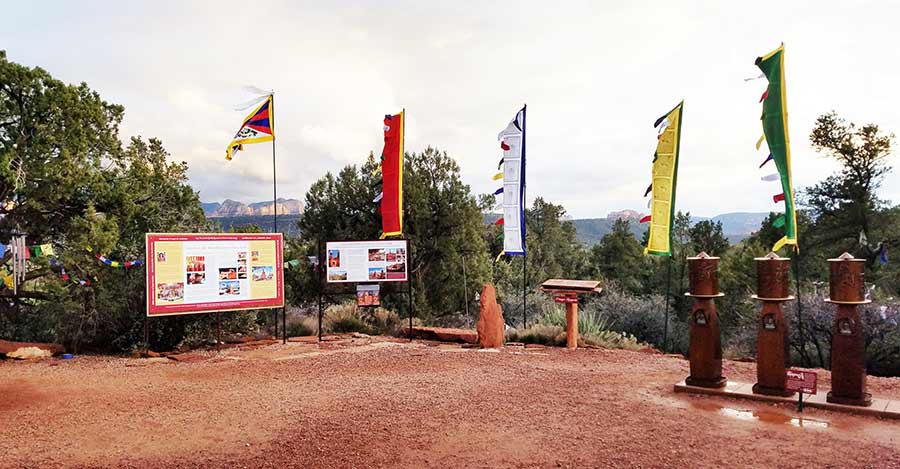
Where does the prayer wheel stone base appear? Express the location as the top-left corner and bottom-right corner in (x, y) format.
(826, 254), (872, 407)
(752, 383), (794, 397)
(686, 375), (727, 388)
(826, 391), (873, 407)
(751, 254), (794, 398)
(684, 252), (727, 389)
(685, 299), (727, 389)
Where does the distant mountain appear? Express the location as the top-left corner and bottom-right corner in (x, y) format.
(208, 214), (302, 237)
(571, 212), (769, 246)
(202, 198), (304, 218)
(487, 210), (769, 246)
(606, 209), (645, 222)
(695, 212), (771, 242)
(201, 202), (221, 214)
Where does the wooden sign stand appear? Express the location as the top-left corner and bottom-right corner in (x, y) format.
(540, 279), (602, 349)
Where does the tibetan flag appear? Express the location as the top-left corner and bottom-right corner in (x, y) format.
(644, 101), (683, 256)
(379, 111), (404, 238)
(497, 106), (527, 256)
(225, 95), (274, 160)
(756, 44), (798, 253)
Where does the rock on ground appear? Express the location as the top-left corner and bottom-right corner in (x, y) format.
(476, 284), (504, 348)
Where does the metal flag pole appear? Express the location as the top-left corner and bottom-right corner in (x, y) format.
(663, 255), (673, 353)
(521, 104), (527, 330)
(793, 250), (804, 365)
(270, 92), (280, 338)
(462, 256), (469, 320)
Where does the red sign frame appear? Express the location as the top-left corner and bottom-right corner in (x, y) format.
(146, 233), (284, 317)
(785, 369), (817, 395)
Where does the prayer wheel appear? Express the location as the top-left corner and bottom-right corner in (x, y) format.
(826, 253), (872, 406)
(751, 253), (794, 397)
(684, 252), (727, 388)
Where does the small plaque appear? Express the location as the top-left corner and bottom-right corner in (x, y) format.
(762, 314), (776, 330)
(695, 310), (708, 326)
(786, 369), (817, 394)
(838, 318), (854, 336)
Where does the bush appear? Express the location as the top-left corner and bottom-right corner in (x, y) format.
(287, 320), (314, 337)
(505, 300), (650, 351)
(322, 302), (404, 336)
(507, 324), (565, 346)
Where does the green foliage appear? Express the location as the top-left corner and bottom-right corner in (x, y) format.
(689, 220), (729, 256)
(805, 111), (895, 265)
(506, 300), (646, 351)
(588, 219), (644, 294)
(299, 147), (492, 322)
(0, 51), (237, 352)
(322, 302), (403, 335)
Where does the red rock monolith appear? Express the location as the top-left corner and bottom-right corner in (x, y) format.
(477, 284), (505, 348)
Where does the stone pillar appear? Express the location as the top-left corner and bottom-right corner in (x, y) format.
(685, 252), (727, 388)
(826, 253), (872, 406)
(565, 302), (578, 349)
(752, 252), (794, 397)
(476, 284), (505, 348)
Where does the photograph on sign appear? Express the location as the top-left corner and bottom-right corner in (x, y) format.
(325, 240), (408, 283)
(357, 284), (380, 307)
(146, 233), (285, 317)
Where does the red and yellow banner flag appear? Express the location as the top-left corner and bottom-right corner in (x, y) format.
(379, 111), (404, 237)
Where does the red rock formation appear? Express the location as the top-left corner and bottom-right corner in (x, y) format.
(477, 284), (505, 348)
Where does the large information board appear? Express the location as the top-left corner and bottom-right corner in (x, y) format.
(326, 240), (408, 283)
(146, 233), (284, 317)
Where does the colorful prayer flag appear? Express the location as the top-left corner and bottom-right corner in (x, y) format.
(497, 106), (527, 256)
(225, 95), (274, 161)
(644, 101), (684, 256)
(756, 44), (798, 252)
(378, 111), (404, 238)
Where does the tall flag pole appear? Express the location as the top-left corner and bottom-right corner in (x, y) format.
(755, 43), (798, 253)
(375, 110), (404, 238)
(495, 105), (527, 326)
(641, 100), (684, 353)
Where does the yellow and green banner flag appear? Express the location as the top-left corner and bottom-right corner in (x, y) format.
(643, 101), (684, 256)
(755, 44), (798, 253)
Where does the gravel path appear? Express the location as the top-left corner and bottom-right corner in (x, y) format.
(2, 338), (900, 468)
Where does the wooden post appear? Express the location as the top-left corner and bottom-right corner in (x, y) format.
(685, 252), (727, 388)
(565, 301), (578, 349)
(826, 253), (872, 406)
(752, 252), (795, 397)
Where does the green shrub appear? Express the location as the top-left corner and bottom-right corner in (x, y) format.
(323, 302), (404, 335)
(507, 324), (565, 346)
(287, 320), (314, 337)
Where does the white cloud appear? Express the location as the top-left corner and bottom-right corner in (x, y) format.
(2, 0), (899, 217)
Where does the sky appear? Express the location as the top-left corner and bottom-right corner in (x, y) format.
(3, 0), (900, 218)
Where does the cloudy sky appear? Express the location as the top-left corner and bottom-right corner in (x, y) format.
(3, 1), (899, 218)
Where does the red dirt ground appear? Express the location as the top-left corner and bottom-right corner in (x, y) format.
(2, 337), (900, 468)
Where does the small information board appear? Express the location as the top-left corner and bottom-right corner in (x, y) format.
(786, 369), (817, 395)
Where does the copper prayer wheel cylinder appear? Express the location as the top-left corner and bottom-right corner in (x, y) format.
(751, 253), (794, 397)
(755, 252), (792, 301)
(684, 252), (727, 388)
(687, 252), (722, 297)
(826, 252), (872, 406)
(828, 252), (867, 304)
